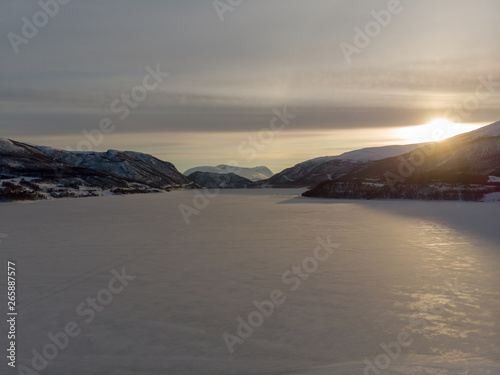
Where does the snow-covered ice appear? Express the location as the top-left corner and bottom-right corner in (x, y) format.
(0, 189), (499, 375)
(488, 176), (500, 183)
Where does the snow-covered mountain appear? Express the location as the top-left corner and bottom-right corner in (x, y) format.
(268, 121), (500, 187)
(0, 138), (196, 200)
(184, 164), (273, 181)
(300, 121), (500, 200)
(346, 122), (500, 183)
(268, 143), (423, 187)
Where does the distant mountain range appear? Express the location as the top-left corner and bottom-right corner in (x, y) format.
(183, 164), (272, 189)
(184, 165), (273, 181)
(186, 171), (256, 189)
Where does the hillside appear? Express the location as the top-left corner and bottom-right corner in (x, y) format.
(346, 122), (500, 184)
(269, 121), (500, 188)
(267, 143), (422, 187)
(301, 122), (500, 201)
(0, 138), (196, 201)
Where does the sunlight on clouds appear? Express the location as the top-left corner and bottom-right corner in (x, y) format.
(392, 121), (488, 144)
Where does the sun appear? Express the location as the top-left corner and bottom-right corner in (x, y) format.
(394, 119), (485, 144)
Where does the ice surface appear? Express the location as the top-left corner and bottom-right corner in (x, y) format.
(0, 189), (499, 375)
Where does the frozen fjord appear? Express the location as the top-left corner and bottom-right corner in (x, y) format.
(1, 189), (499, 375)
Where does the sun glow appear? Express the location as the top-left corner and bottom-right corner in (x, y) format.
(394, 119), (486, 144)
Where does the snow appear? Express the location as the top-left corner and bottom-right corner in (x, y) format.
(1, 189), (499, 375)
(481, 192), (500, 202)
(305, 143), (423, 166)
(488, 175), (500, 183)
(0, 138), (20, 153)
(332, 143), (424, 162)
(469, 121), (500, 138)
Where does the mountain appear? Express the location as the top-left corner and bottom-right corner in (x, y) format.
(267, 143), (422, 187)
(302, 121), (500, 200)
(345, 121), (500, 184)
(186, 171), (257, 189)
(269, 122), (500, 188)
(0, 138), (196, 201)
(184, 164), (273, 181)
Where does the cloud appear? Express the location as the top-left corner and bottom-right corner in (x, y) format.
(1, 0), (498, 144)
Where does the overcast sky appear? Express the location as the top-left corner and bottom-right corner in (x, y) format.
(1, 0), (499, 172)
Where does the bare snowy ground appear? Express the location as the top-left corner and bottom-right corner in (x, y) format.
(1, 189), (499, 375)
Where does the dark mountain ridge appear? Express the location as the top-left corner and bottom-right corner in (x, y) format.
(0, 138), (197, 201)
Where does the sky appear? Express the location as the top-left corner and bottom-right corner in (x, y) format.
(1, 0), (499, 173)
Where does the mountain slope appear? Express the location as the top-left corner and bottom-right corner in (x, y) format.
(267, 158), (362, 187)
(269, 122), (500, 187)
(267, 143), (423, 187)
(0, 138), (196, 200)
(301, 122), (500, 200)
(346, 122), (500, 184)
